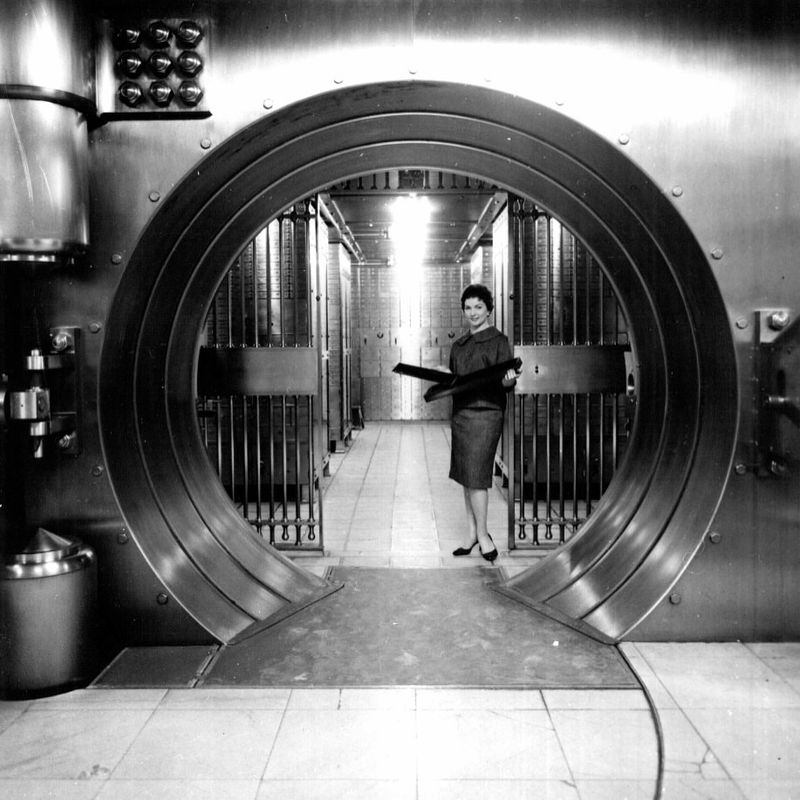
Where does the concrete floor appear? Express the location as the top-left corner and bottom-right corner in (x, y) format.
(0, 422), (797, 799)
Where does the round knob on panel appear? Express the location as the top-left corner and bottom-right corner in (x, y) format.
(148, 19), (172, 47)
(148, 51), (174, 77)
(118, 80), (144, 107)
(148, 80), (173, 106)
(116, 51), (144, 77)
(113, 26), (141, 48)
(178, 80), (204, 106)
(176, 20), (204, 47)
(177, 50), (203, 76)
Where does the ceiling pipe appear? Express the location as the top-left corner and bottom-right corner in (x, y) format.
(318, 194), (366, 265)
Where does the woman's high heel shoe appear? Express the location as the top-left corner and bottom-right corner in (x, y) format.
(452, 541), (478, 556)
(480, 535), (498, 563)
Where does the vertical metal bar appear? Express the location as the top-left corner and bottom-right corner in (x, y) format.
(279, 218), (286, 346)
(598, 269), (606, 490)
(558, 222), (565, 346)
(294, 395), (302, 545)
(508, 200), (519, 551)
(225, 272), (236, 505)
(241, 395), (249, 522)
(308, 395), (318, 544)
(573, 235), (579, 345)
(253, 236), (263, 536)
(585, 253), (592, 344)
(281, 396), (289, 541)
(545, 218), (552, 346)
(294, 213), (301, 347)
(532, 393), (539, 545)
(585, 393), (592, 515)
(215, 398), (223, 478)
(612, 393), (619, 473)
(517, 395), (525, 544)
(545, 393), (552, 540)
(599, 269), (605, 346)
(239, 250), (250, 520)
(600, 394), (606, 491)
(268, 396), (276, 544)
(557, 223), (565, 542)
(572, 392), (578, 533)
(558, 393), (565, 543)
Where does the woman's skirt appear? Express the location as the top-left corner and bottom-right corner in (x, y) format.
(449, 407), (504, 489)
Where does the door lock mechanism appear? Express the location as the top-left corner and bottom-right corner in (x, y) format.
(757, 310), (799, 477)
(7, 327), (80, 458)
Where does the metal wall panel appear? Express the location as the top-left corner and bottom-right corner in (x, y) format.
(6, 1), (796, 644)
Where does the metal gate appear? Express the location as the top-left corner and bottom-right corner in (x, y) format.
(196, 202), (325, 551)
(503, 198), (634, 550)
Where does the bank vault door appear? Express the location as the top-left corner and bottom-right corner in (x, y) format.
(197, 201), (326, 551)
(502, 199), (633, 551)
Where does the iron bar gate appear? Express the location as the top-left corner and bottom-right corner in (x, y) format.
(505, 198), (634, 550)
(196, 202), (325, 551)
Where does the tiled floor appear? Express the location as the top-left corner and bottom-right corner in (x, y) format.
(1, 422), (798, 799)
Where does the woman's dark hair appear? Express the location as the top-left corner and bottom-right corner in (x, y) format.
(460, 283), (494, 312)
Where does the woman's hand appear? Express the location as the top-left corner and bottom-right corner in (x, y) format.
(502, 365), (521, 388)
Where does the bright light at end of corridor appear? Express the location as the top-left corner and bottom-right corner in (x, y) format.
(390, 195), (431, 287)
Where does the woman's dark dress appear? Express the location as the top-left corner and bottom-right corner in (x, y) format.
(448, 326), (513, 489)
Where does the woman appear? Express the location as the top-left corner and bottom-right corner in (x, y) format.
(448, 284), (520, 562)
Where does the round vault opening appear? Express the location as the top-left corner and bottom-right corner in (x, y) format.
(100, 81), (737, 643)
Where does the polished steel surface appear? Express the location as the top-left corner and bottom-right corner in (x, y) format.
(197, 347), (319, 396)
(0, 532), (97, 695)
(95, 79), (735, 642)
(0, 100), (89, 254)
(0, 0), (92, 98)
(0, 0), (91, 254)
(4, 0), (796, 644)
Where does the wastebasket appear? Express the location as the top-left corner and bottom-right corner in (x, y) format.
(0, 528), (97, 697)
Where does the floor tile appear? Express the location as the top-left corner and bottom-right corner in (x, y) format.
(416, 688), (545, 710)
(95, 779), (260, 799)
(657, 708), (730, 779)
(112, 708), (282, 780)
(257, 778), (416, 799)
(543, 689), (649, 710)
(659, 774), (747, 799)
(163, 688), (290, 709)
(683, 706), (800, 782)
(33, 688), (166, 709)
(747, 643), (800, 694)
(618, 643), (677, 710)
(634, 642), (800, 709)
(389, 554), (442, 567)
(0, 708), (153, 779)
(418, 779), (580, 799)
(339, 688), (416, 709)
(0, 779), (101, 800)
(416, 708), (570, 780)
(286, 689), (341, 709)
(549, 709), (659, 780)
(572, 779), (658, 799)
(736, 779), (800, 800)
(264, 709), (416, 780)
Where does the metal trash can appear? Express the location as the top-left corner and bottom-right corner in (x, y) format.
(0, 528), (97, 697)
